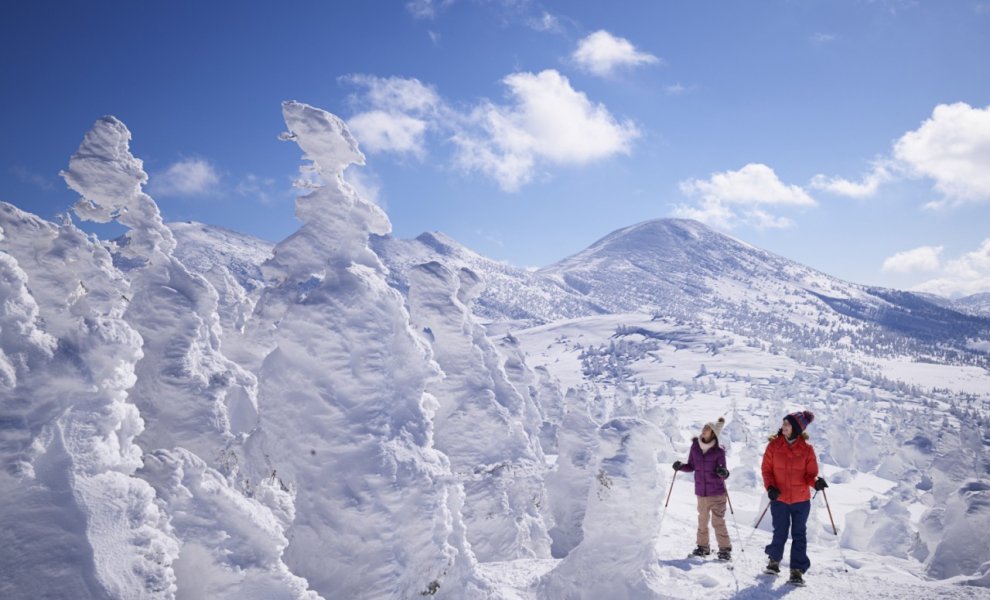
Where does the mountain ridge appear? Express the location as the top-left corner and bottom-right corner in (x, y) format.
(172, 217), (990, 366)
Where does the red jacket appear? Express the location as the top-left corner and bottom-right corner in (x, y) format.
(761, 433), (818, 504)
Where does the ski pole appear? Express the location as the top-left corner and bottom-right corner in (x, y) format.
(657, 471), (678, 537)
(724, 489), (747, 564)
(753, 501), (769, 530)
(821, 488), (838, 535)
(743, 499), (771, 548)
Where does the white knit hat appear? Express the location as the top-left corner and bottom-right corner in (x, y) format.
(702, 416), (726, 440)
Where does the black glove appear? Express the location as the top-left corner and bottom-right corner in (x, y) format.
(814, 477), (828, 491)
(715, 466), (729, 479)
(672, 461), (683, 471)
(768, 486), (780, 501)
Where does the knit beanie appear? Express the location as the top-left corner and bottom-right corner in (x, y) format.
(785, 411), (814, 435)
(702, 416), (726, 440)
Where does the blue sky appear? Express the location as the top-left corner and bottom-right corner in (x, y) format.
(2, 0), (989, 296)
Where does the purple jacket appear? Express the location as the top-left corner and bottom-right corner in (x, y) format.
(678, 438), (729, 497)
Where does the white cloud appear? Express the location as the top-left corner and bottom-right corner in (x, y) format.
(675, 163), (814, 229)
(680, 163), (816, 206)
(453, 69), (639, 190)
(664, 83), (688, 96)
(343, 75), (441, 115)
(811, 32), (837, 44)
(149, 158), (220, 197)
(406, 0), (454, 19)
(572, 30), (660, 77)
(348, 111), (429, 156)
(912, 239), (990, 297)
(235, 174), (278, 205)
(342, 70), (636, 190)
(343, 75), (442, 157)
(527, 12), (561, 32)
(670, 197), (736, 230)
(810, 161), (894, 198)
(893, 102), (990, 204)
(882, 245), (943, 273)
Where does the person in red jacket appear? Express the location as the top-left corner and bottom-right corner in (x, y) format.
(761, 410), (827, 586)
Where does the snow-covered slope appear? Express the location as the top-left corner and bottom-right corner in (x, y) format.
(535, 219), (990, 362)
(374, 232), (604, 325)
(2, 101), (988, 599)
(503, 312), (990, 597)
(182, 218), (990, 367)
(955, 292), (990, 317)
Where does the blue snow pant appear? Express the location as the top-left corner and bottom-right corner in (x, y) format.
(764, 499), (811, 572)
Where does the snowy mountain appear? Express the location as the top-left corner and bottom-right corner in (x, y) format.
(186, 217), (990, 367)
(372, 232), (605, 325)
(2, 103), (989, 599)
(956, 293), (990, 317)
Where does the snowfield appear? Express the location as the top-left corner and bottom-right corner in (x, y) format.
(1, 102), (988, 599)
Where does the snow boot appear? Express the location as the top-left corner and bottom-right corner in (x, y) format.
(689, 545), (711, 558)
(717, 548), (732, 561)
(764, 559), (780, 575)
(787, 569), (805, 586)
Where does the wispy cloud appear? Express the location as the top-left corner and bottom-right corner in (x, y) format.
(674, 163), (815, 229)
(235, 174), (278, 205)
(664, 83), (695, 96)
(810, 32), (837, 44)
(9, 165), (55, 191)
(527, 11), (562, 32)
(348, 111), (430, 156)
(343, 75), (442, 156)
(572, 30), (661, 77)
(810, 161), (894, 198)
(911, 239), (990, 297)
(867, 0), (919, 15)
(343, 70), (638, 191)
(882, 245), (943, 273)
(343, 74), (442, 114)
(149, 158), (221, 197)
(406, 0), (455, 19)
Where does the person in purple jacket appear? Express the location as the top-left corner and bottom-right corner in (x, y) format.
(672, 416), (732, 560)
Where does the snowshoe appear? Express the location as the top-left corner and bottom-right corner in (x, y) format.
(763, 559), (780, 575)
(716, 549), (732, 561)
(688, 545), (711, 558)
(787, 569), (806, 586)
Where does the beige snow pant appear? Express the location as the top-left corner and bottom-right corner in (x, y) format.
(697, 494), (731, 550)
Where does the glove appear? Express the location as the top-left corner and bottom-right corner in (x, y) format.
(715, 466), (729, 479)
(814, 477), (828, 491)
(768, 486), (780, 501)
(672, 461), (683, 471)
